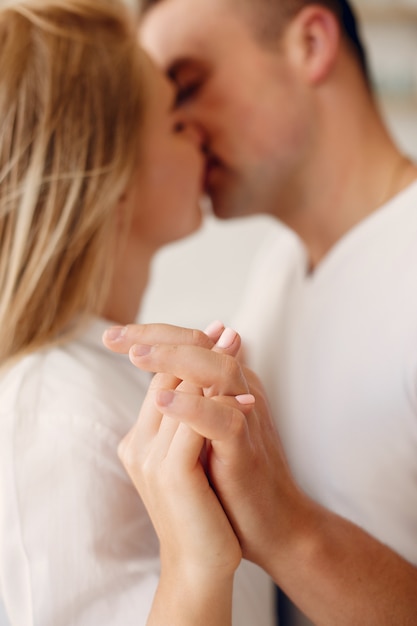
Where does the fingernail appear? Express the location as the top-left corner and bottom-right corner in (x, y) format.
(156, 389), (175, 407)
(216, 327), (237, 349)
(131, 344), (152, 358)
(104, 326), (128, 341)
(235, 394), (255, 405)
(204, 320), (224, 338)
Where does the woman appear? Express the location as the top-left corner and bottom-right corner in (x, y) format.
(0, 1), (239, 623)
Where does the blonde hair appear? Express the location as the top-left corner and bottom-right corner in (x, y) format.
(0, 0), (145, 364)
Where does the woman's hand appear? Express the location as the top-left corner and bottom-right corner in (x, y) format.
(111, 321), (246, 625)
(118, 374), (244, 578)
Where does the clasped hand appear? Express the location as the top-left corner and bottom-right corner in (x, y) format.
(103, 321), (301, 581)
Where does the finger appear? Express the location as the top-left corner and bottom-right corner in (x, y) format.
(119, 404), (182, 480)
(124, 371), (181, 450)
(167, 422), (206, 473)
(174, 327), (242, 399)
(120, 416), (205, 499)
(129, 343), (249, 398)
(203, 320), (225, 343)
(175, 325), (240, 398)
(102, 323), (215, 354)
(212, 326), (241, 357)
(154, 388), (254, 445)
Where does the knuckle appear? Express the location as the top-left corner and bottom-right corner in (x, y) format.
(167, 343), (179, 355)
(227, 408), (247, 439)
(141, 456), (156, 482)
(215, 401), (246, 439)
(140, 453), (166, 492)
(160, 459), (184, 489)
(190, 327), (211, 347)
(220, 353), (241, 381)
(118, 438), (137, 472)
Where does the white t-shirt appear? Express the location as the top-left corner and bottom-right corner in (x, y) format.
(0, 316), (275, 626)
(235, 181), (417, 625)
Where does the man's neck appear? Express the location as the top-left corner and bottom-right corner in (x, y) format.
(281, 105), (417, 270)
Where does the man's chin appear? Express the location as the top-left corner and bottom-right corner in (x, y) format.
(204, 173), (256, 220)
(209, 196), (247, 220)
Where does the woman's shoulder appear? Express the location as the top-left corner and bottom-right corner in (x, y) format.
(0, 318), (150, 438)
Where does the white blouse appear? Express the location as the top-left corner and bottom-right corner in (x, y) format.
(0, 316), (275, 626)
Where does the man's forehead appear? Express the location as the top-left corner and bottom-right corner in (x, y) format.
(140, 0), (237, 69)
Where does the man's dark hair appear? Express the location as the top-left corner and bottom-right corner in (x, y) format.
(139, 0), (369, 83)
(243, 0), (369, 83)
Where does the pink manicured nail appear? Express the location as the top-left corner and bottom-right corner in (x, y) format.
(235, 394), (255, 405)
(104, 326), (127, 341)
(216, 327), (237, 349)
(204, 320), (224, 338)
(131, 344), (152, 357)
(156, 389), (175, 407)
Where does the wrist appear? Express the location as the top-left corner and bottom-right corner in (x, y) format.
(258, 492), (323, 582)
(160, 555), (238, 591)
(149, 566), (235, 626)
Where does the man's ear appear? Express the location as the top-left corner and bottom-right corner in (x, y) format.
(285, 5), (341, 85)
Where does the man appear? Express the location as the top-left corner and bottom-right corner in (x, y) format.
(109, 0), (417, 623)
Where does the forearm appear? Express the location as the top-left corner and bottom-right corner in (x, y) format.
(148, 567), (234, 626)
(266, 500), (417, 626)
